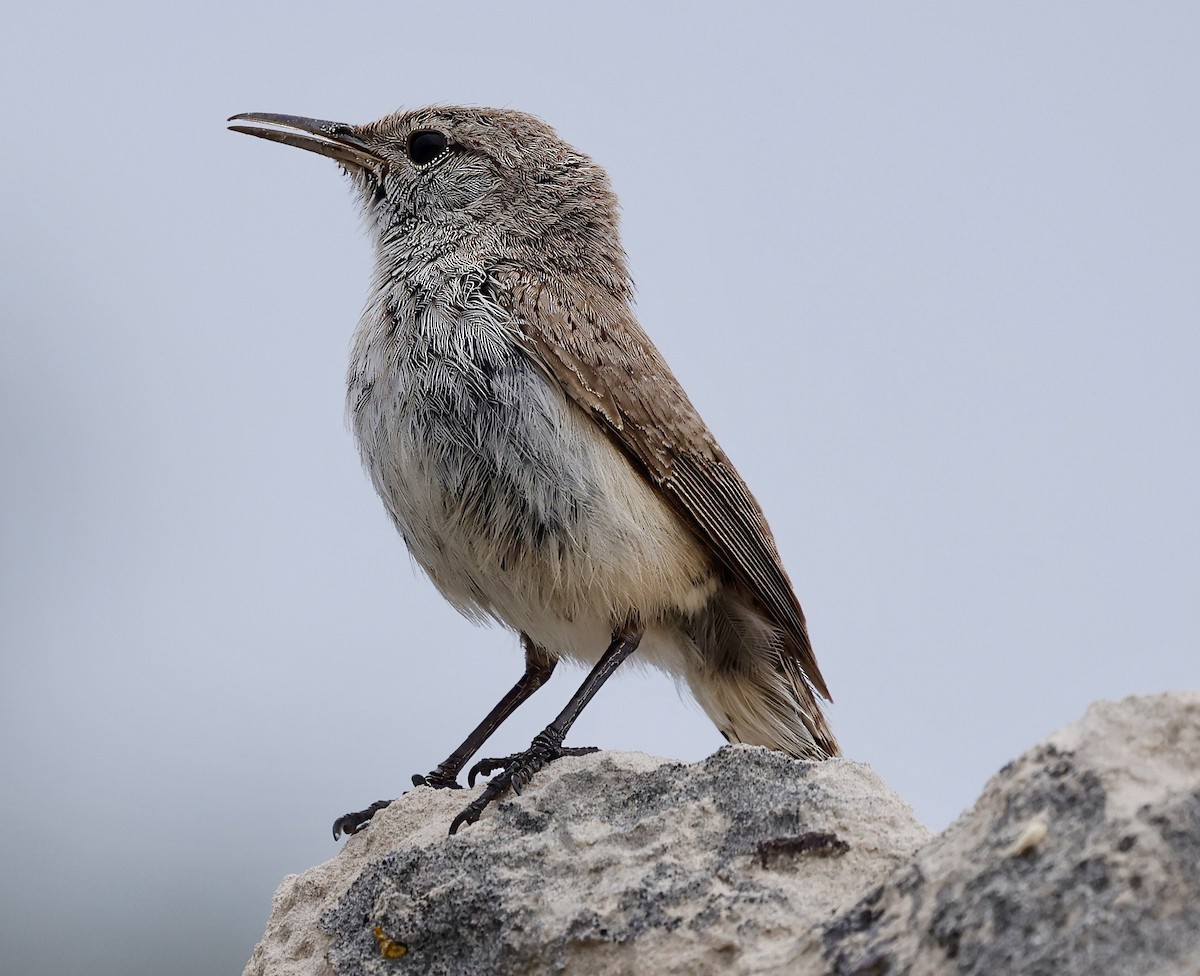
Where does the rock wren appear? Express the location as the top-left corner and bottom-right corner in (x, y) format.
(229, 106), (839, 836)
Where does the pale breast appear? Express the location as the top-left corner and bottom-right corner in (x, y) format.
(347, 290), (717, 658)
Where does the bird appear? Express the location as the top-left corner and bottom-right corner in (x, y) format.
(229, 105), (839, 837)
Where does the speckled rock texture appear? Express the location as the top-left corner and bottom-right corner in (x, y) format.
(818, 692), (1200, 976)
(243, 692), (1200, 976)
(243, 748), (928, 976)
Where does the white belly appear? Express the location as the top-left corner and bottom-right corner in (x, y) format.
(348, 303), (716, 670)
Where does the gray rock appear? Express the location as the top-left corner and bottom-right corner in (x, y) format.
(244, 749), (928, 976)
(817, 692), (1200, 976)
(243, 692), (1200, 975)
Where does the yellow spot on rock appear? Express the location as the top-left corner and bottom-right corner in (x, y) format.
(373, 924), (408, 959)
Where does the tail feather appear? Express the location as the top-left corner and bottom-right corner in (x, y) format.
(684, 587), (839, 760)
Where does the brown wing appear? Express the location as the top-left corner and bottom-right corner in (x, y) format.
(496, 271), (832, 702)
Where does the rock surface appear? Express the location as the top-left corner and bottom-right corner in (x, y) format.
(244, 693), (1200, 975)
(819, 692), (1200, 976)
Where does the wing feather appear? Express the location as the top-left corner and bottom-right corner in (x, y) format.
(496, 271), (831, 701)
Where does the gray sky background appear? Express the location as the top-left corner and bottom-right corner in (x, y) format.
(2, 4), (1197, 974)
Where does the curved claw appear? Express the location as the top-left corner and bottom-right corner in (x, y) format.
(448, 771), (514, 835)
(448, 800), (485, 836)
(332, 799), (392, 840)
(467, 753), (518, 788)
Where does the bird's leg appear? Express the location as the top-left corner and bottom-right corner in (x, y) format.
(413, 637), (557, 788)
(450, 617), (645, 835)
(331, 637), (556, 840)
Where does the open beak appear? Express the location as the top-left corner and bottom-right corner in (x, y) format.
(228, 113), (383, 172)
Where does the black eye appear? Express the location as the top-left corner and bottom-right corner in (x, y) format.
(407, 130), (448, 166)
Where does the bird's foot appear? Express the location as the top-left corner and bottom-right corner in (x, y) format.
(333, 766), (466, 840)
(332, 799), (393, 840)
(450, 733), (598, 835)
(466, 743), (598, 788)
(411, 766), (463, 790)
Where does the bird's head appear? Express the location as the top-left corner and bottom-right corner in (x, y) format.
(230, 105), (628, 290)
